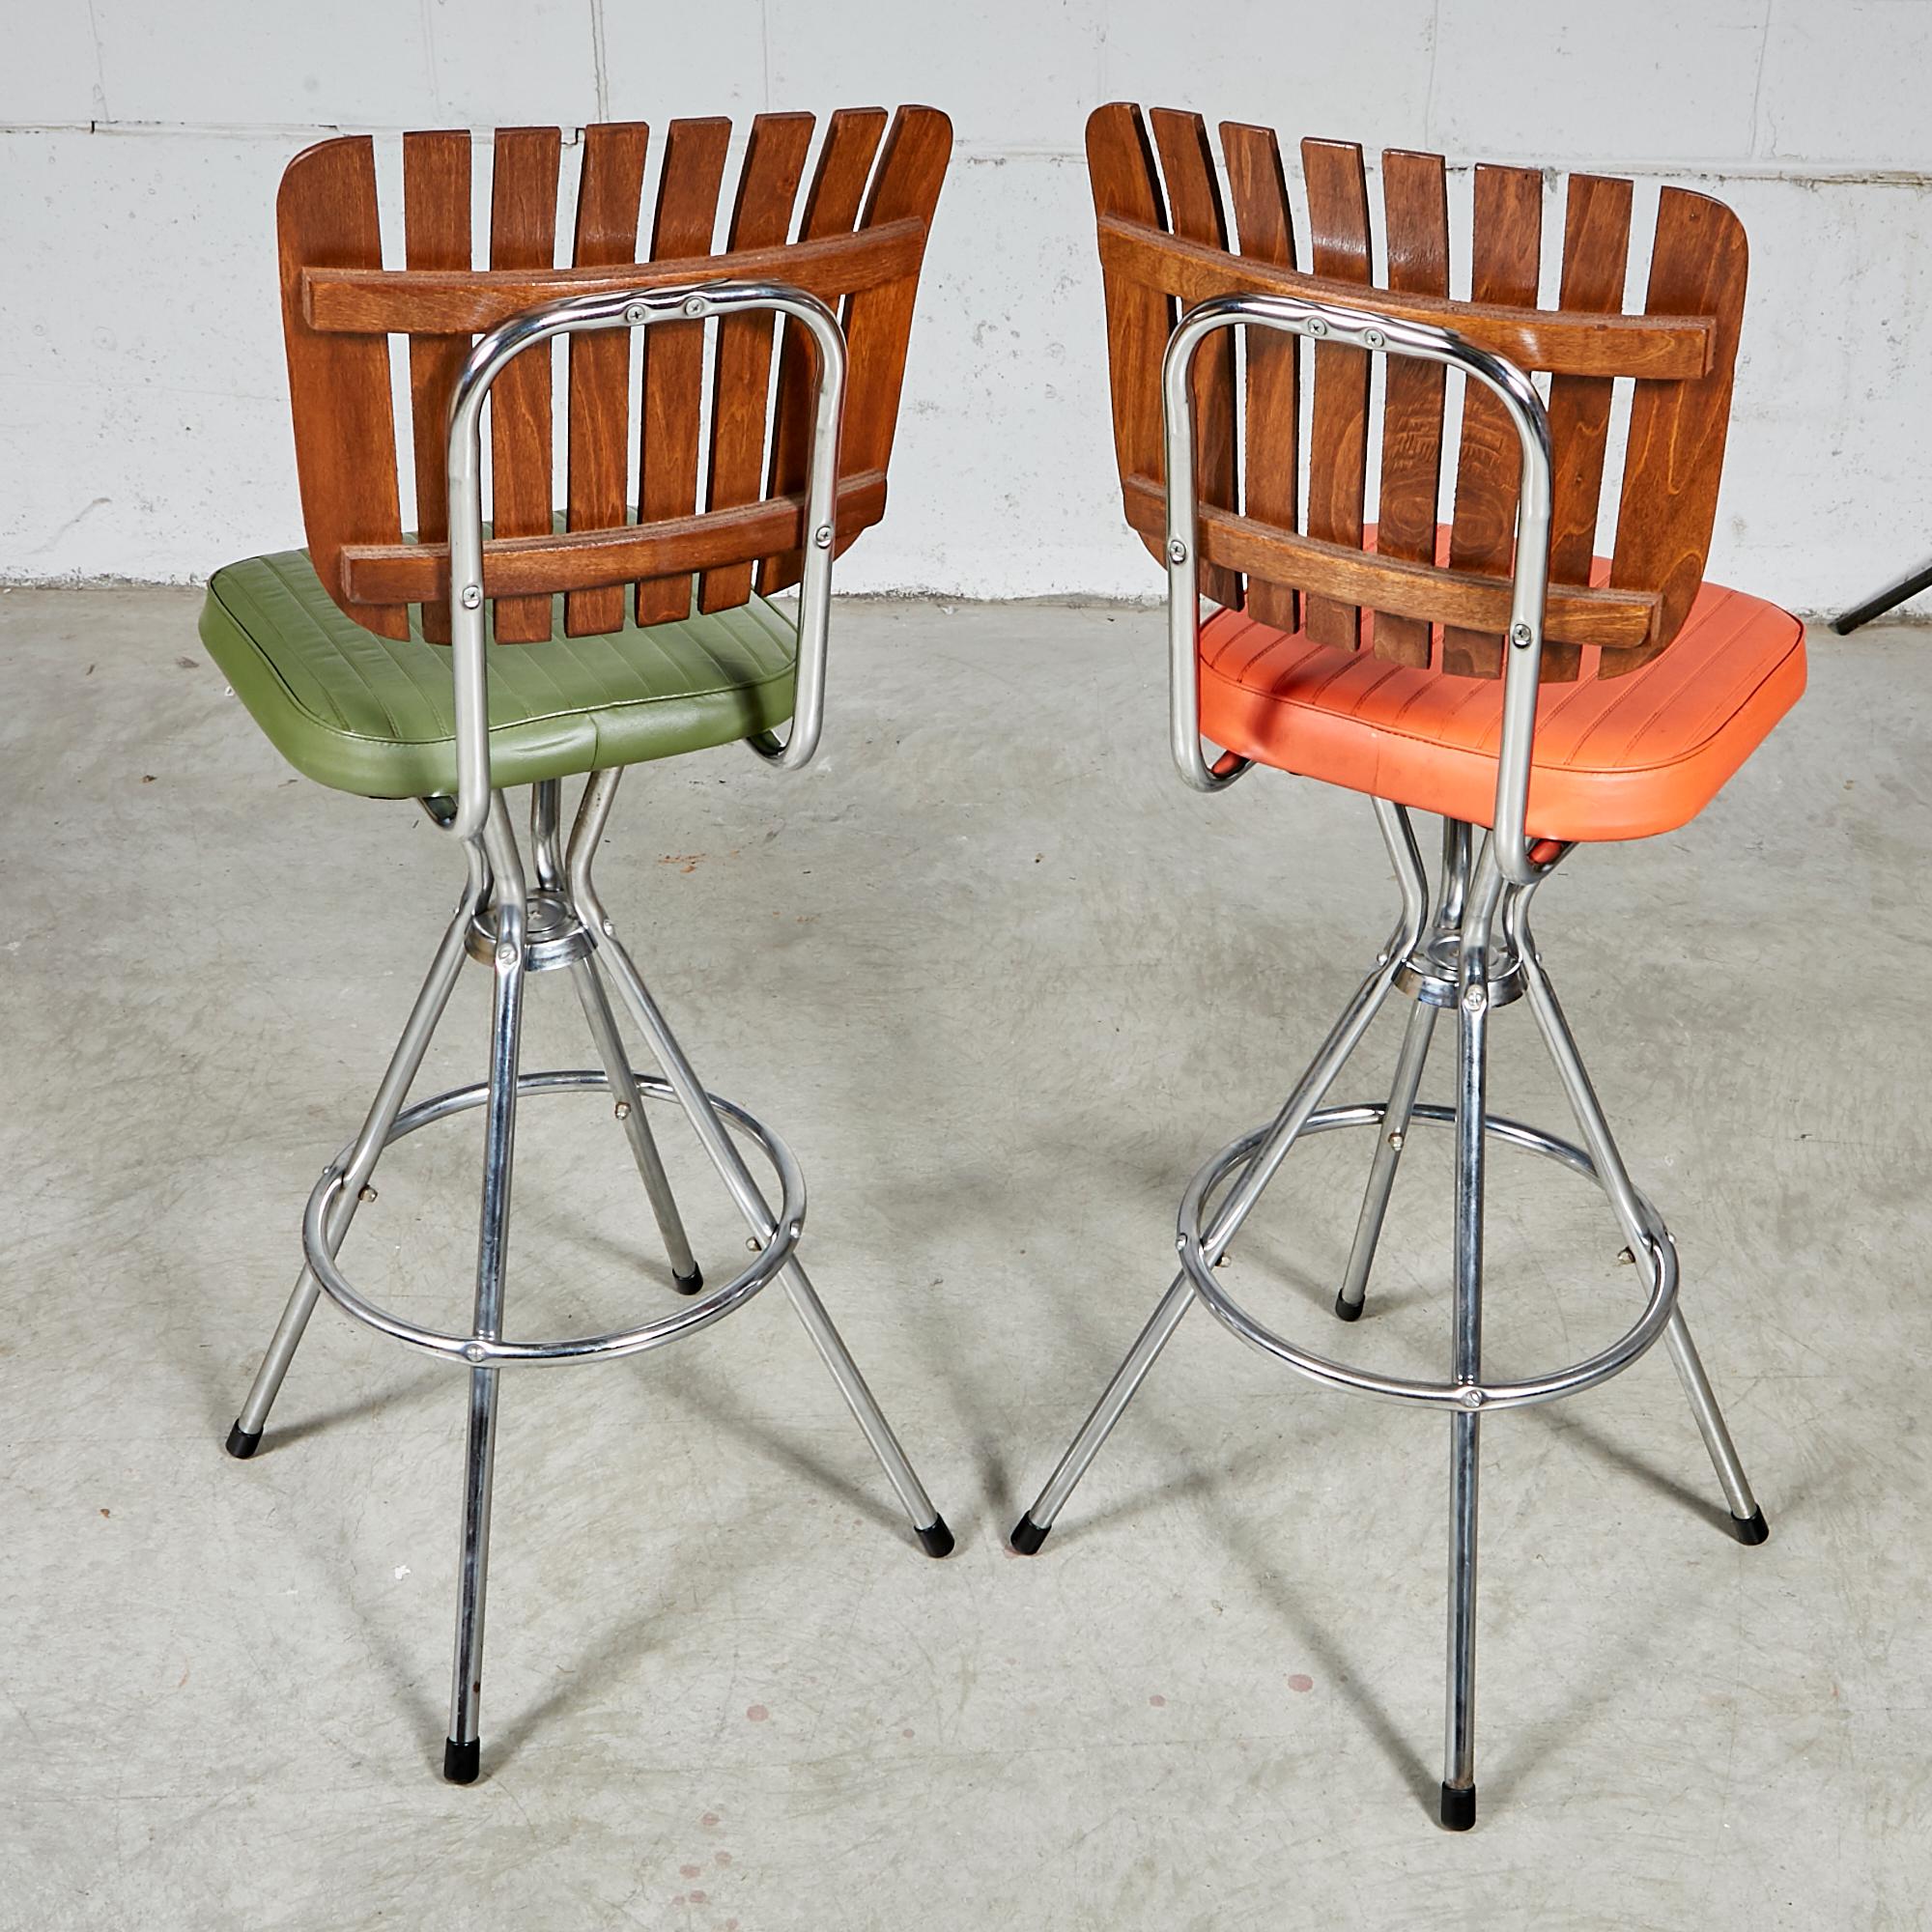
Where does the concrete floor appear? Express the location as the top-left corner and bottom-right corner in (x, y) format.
(2, 587), (1928, 1928)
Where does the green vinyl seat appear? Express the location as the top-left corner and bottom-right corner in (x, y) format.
(200, 546), (799, 800)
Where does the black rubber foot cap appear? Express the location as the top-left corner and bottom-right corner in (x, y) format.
(1731, 1506), (1770, 1547)
(673, 1267), (704, 1296)
(443, 1738), (480, 1784)
(224, 1422), (262, 1461)
(1439, 1782), (1476, 1832)
(917, 1517), (955, 1558)
(1333, 1292), (1364, 1322)
(1009, 1513), (1050, 1556)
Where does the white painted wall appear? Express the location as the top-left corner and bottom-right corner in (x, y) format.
(3, 0), (1930, 613)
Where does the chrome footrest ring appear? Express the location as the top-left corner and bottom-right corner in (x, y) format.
(1175, 1102), (1679, 1412)
(303, 1069), (805, 1367)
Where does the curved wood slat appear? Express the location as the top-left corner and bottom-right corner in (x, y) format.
(565, 120), (649, 636)
(1301, 138), (1374, 647)
(636, 118), (730, 626)
(1086, 104), (1171, 574)
(1444, 164), (1542, 675)
(840, 106), (952, 530)
(1376, 149), (1450, 667)
(278, 136), (407, 638)
(488, 127), (563, 641)
(340, 472), (889, 604)
(1120, 474), (1657, 648)
(1094, 217), (1714, 379)
(701, 112), (814, 614)
(403, 129), (471, 642)
(762, 106), (888, 592)
(1151, 108), (1239, 608)
(1220, 122), (1298, 632)
(1606, 188), (1748, 675)
(1541, 173), (1633, 681)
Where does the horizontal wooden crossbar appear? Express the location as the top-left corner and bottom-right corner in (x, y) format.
(303, 219), (925, 335)
(1122, 475), (1662, 650)
(1099, 217), (1715, 381)
(339, 472), (889, 606)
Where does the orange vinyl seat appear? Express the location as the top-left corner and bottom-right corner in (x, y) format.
(1200, 572), (1805, 844)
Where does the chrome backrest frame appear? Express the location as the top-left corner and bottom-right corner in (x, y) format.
(1160, 292), (1557, 888)
(440, 278), (849, 843)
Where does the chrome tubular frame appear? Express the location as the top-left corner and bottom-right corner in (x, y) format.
(223, 278), (950, 1788)
(1014, 293), (1767, 1833)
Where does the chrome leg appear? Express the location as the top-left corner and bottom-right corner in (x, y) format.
(1440, 906), (1491, 1833)
(225, 864), (484, 1458)
(1335, 997), (1437, 1322)
(565, 769), (953, 1558)
(1511, 895), (1766, 1544)
(1010, 801), (1432, 1554)
(444, 801), (527, 1784)
(568, 955), (702, 1293)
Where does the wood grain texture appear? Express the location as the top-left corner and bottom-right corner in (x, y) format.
(1220, 122), (1298, 631)
(403, 130), (470, 641)
(1087, 104), (1172, 573)
(839, 106), (952, 532)
(1606, 187), (1748, 675)
(1151, 108), (1239, 608)
(1119, 474), (1658, 646)
(699, 112), (813, 613)
(1300, 138), (1374, 647)
(564, 121), (649, 636)
(636, 117), (730, 626)
(342, 471), (888, 604)
(1375, 149), (1450, 666)
(1093, 218), (1712, 378)
(1444, 164), (1542, 676)
(487, 127), (562, 641)
(1541, 172), (1633, 679)
(761, 106), (888, 592)
(277, 136), (407, 638)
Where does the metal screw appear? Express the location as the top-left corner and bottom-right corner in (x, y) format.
(1463, 984), (1486, 1011)
(1617, 1245), (1636, 1265)
(601, 920), (614, 936)
(1364, 327), (1385, 349)
(624, 302), (647, 324)
(1305, 316), (1328, 337)
(682, 296), (706, 318)
(1167, 537), (1188, 565)
(1387, 1130), (1405, 1152)
(460, 584), (482, 610)
(747, 1236), (762, 1253)
(1461, 1386), (1485, 1409)
(613, 1100), (631, 1121)
(496, 943), (518, 969)
(357, 1184), (379, 1204)
(464, 1343), (487, 1364)
(812, 525), (834, 550)
(1176, 1233), (1188, 1253)
(1213, 1251), (1231, 1269)
(1509, 620), (1534, 648)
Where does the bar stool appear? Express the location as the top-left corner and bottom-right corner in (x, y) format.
(207, 109), (955, 1781)
(1011, 105), (1803, 1830)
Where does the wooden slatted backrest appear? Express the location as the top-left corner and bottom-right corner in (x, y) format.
(276, 109), (951, 643)
(1087, 104), (1749, 680)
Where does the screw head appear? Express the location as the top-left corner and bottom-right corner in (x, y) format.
(812, 524), (834, 550)
(1167, 537), (1188, 565)
(1463, 984), (1486, 1011)
(747, 1236), (762, 1253)
(1387, 1130), (1405, 1152)
(1617, 1245), (1636, 1265)
(623, 302), (646, 325)
(613, 1100), (631, 1121)
(464, 1342), (487, 1364)
(1364, 327), (1385, 349)
(460, 584), (482, 611)
(682, 295), (706, 318)
(1213, 1252), (1230, 1269)
(1461, 1386), (1485, 1409)
(357, 1183), (379, 1204)
(1509, 620), (1534, 648)
(1305, 316), (1328, 337)
(496, 943), (518, 969)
